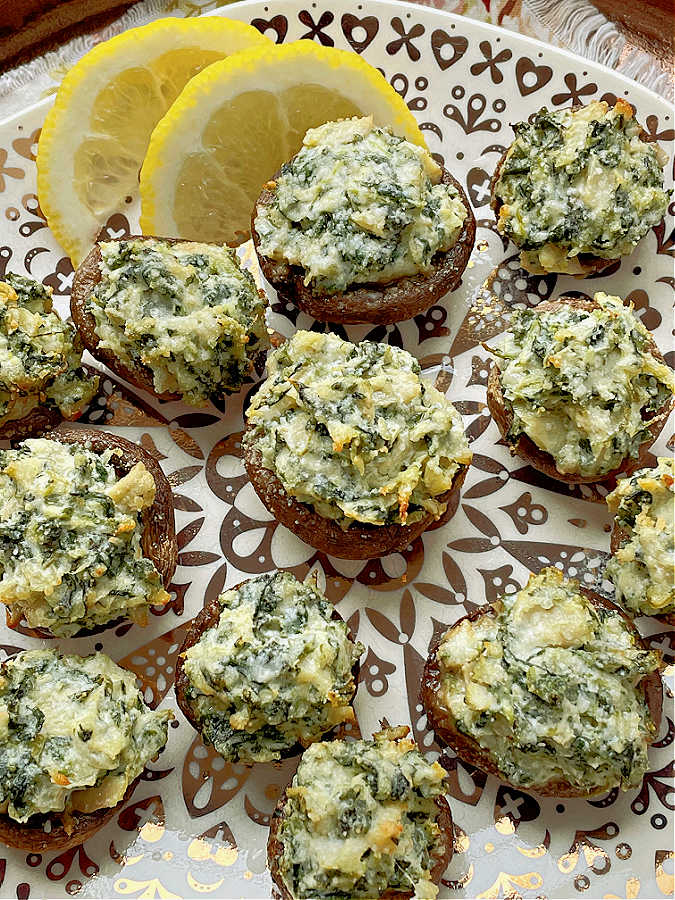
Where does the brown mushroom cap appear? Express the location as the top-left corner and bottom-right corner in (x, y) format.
(0, 405), (64, 443)
(70, 235), (268, 402)
(243, 437), (468, 560)
(251, 167), (475, 325)
(485, 295), (674, 484)
(421, 588), (664, 798)
(4, 426), (177, 637)
(174, 577), (361, 763)
(267, 788), (453, 899)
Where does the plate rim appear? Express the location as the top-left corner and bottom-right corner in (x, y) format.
(3, 0), (672, 130)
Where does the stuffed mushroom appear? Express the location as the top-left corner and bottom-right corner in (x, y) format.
(175, 572), (362, 763)
(243, 330), (472, 558)
(485, 292), (674, 482)
(71, 236), (269, 404)
(267, 726), (453, 899)
(0, 274), (97, 440)
(252, 116), (475, 324)
(0, 430), (176, 637)
(0, 649), (171, 851)
(491, 100), (668, 275)
(422, 567), (663, 797)
(606, 458), (675, 621)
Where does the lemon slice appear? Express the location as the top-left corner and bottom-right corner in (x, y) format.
(37, 17), (269, 264)
(139, 41), (425, 246)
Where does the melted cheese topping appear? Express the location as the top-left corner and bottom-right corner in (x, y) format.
(245, 331), (471, 528)
(494, 100), (668, 273)
(0, 649), (170, 823)
(254, 116), (467, 295)
(436, 568), (660, 793)
(490, 293), (674, 477)
(181, 572), (362, 763)
(0, 274), (97, 426)
(87, 239), (269, 404)
(0, 439), (169, 636)
(606, 458), (675, 615)
(277, 728), (446, 899)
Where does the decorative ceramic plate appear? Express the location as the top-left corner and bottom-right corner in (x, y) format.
(0, 1), (673, 897)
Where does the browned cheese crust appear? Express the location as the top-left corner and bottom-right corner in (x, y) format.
(0, 363), (99, 443)
(251, 168), (476, 325)
(243, 436), (468, 559)
(489, 104), (658, 277)
(0, 777), (140, 852)
(267, 789), (453, 900)
(4, 426), (177, 637)
(70, 234), (268, 401)
(174, 579), (361, 762)
(485, 296), (674, 484)
(420, 589), (664, 798)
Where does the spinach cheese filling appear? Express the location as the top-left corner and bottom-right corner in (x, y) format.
(0, 438), (169, 636)
(0, 649), (171, 824)
(493, 100), (668, 274)
(244, 330), (472, 528)
(254, 116), (467, 295)
(489, 293), (674, 477)
(0, 274), (97, 428)
(275, 727), (447, 899)
(606, 458), (675, 617)
(435, 568), (660, 793)
(180, 572), (363, 763)
(87, 239), (269, 403)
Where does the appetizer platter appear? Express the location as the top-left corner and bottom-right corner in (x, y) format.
(0, 0), (672, 897)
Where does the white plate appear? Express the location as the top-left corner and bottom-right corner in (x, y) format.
(0, 1), (672, 897)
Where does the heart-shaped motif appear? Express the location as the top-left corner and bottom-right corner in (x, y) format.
(250, 14), (288, 44)
(341, 13), (378, 54)
(494, 785), (541, 829)
(12, 128), (40, 162)
(466, 166), (492, 208)
(96, 212), (131, 243)
(626, 288), (661, 332)
(42, 255), (74, 295)
(600, 90), (619, 107)
(515, 57), (552, 96)
(431, 29), (468, 71)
